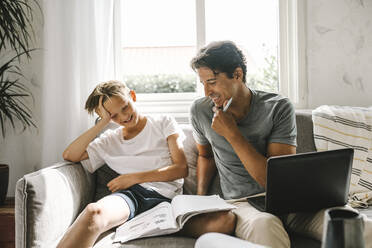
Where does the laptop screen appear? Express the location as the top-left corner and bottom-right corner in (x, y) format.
(265, 148), (353, 215)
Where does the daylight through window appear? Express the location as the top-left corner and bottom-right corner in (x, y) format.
(116, 0), (279, 96)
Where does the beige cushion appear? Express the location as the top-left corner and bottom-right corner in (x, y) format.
(179, 124), (198, 195)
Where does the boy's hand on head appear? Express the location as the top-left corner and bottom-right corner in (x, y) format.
(95, 96), (111, 124)
(107, 174), (139, 192)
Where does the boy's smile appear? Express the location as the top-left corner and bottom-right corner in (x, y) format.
(103, 94), (139, 128)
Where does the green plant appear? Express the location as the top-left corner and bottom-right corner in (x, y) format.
(0, 0), (41, 138)
(246, 54), (279, 93)
(124, 74), (196, 94)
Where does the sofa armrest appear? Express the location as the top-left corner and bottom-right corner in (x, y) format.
(15, 161), (95, 248)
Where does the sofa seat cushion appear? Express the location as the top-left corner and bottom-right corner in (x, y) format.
(92, 229), (322, 248)
(93, 231), (195, 248)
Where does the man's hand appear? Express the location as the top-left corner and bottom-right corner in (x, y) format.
(211, 109), (239, 139)
(107, 174), (139, 192)
(95, 96), (111, 124)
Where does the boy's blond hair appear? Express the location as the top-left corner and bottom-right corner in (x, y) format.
(85, 80), (131, 115)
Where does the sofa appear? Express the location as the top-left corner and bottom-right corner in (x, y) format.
(15, 110), (372, 248)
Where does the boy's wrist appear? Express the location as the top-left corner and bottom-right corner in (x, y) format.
(97, 117), (110, 126)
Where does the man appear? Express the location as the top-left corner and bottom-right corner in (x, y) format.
(181, 41), (372, 248)
(181, 40), (298, 247)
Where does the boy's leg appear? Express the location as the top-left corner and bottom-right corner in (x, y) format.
(232, 201), (290, 248)
(179, 210), (236, 238)
(57, 195), (130, 248)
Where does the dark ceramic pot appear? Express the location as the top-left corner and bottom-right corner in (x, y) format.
(322, 208), (364, 248)
(0, 164), (9, 205)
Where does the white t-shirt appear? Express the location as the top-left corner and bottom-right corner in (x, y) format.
(81, 115), (185, 199)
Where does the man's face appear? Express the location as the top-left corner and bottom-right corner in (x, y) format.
(197, 67), (235, 108)
(103, 94), (139, 128)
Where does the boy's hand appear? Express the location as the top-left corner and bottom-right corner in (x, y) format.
(95, 96), (111, 123)
(107, 174), (139, 192)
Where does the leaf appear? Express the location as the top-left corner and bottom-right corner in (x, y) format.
(0, 0), (41, 57)
(0, 50), (37, 138)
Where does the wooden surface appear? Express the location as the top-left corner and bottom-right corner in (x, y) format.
(0, 197), (15, 248)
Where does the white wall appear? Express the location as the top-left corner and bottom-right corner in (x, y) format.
(0, 2), (43, 197)
(307, 0), (372, 108)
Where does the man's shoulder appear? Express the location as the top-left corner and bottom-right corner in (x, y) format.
(253, 90), (293, 110)
(191, 97), (213, 114)
(191, 96), (211, 108)
(254, 90), (289, 103)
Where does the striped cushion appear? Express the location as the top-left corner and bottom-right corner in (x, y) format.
(312, 105), (372, 207)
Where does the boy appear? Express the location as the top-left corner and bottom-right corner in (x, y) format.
(57, 80), (188, 248)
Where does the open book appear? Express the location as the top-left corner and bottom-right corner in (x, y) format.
(114, 194), (236, 243)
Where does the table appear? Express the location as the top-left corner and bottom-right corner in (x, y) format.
(0, 197), (15, 248)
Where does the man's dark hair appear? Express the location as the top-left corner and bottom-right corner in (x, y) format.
(190, 40), (247, 83)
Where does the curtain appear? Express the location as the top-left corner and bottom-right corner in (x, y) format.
(41, 0), (115, 166)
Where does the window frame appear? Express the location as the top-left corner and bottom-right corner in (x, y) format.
(279, 0), (307, 109)
(113, 0), (307, 122)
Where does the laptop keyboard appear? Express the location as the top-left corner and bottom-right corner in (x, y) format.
(247, 196), (266, 211)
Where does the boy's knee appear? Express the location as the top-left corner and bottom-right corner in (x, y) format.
(84, 203), (108, 233)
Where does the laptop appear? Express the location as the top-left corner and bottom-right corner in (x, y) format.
(247, 148), (354, 215)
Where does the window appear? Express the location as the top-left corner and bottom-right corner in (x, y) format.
(113, 0), (306, 121)
(204, 0), (279, 93)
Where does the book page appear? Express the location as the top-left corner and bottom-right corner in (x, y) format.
(114, 201), (177, 243)
(171, 195), (236, 227)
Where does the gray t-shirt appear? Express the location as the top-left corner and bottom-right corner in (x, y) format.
(190, 89), (297, 199)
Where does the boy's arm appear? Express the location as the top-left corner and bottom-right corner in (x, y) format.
(62, 119), (109, 162)
(196, 143), (216, 195)
(107, 133), (188, 192)
(63, 96), (111, 162)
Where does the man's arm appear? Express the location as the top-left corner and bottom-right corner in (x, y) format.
(196, 143), (217, 195)
(211, 110), (295, 187)
(227, 133), (295, 187)
(107, 133), (188, 192)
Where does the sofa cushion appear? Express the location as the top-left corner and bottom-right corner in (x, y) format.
(179, 124), (198, 195)
(93, 230), (195, 248)
(295, 110), (317, 153)
(94, 164), (120, 201)
(15, 162), (95, 248)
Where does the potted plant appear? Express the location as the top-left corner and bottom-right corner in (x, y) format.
(0, 0), (41, 205)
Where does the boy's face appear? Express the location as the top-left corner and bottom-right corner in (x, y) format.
(102, 92), (139, 128)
